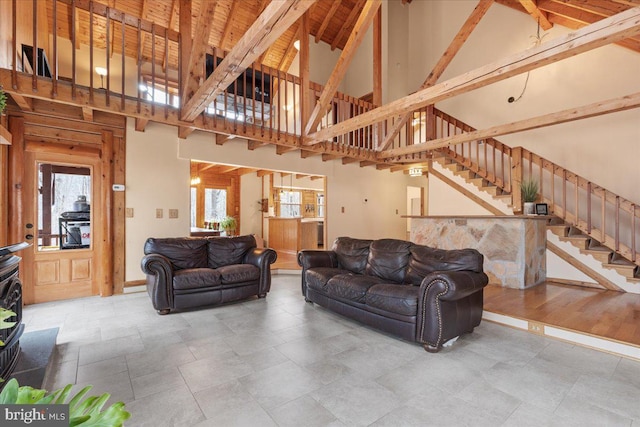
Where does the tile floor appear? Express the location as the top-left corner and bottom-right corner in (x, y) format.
(21, 274), (640, 426)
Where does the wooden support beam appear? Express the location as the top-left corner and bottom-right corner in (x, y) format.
(299, 12), (310, 134)
(378, 0), (493, 151)
(310, 175), (323, 181)
(248, 140), (269, 150)
(219, 0), (239, 49)
(305, 0), (381, 135)
(9, 93), (34, 111)
(322, 153), (341, 161)
(181, 0), (316, 122)
(178, 126), (195, 139)
(315, 0), (341, 44)
(547, 241), (622, 291)
(359, 160), (377, 167)
(135, 118), (149, 132)
(379, 92), (640, 158)
(332, 0), (365, 51)
(179, 0), (192, 101)
(375, 163), (393, 170)
(310, 7), (640, 144)
(256, 170), (272, 177)
(300, 149), (320, 158)
(216, 134), (237, 145)
(82, 107), (94, 122)
(101, 130), (114, 297)
(295, 174), (309, 179)
(341, 157), (359, 164)
(163, 0), (180, 70)
(278, 24), (300, 70)
(518, 0), (553, 30)
(181, 0), (218, 107)
(0, 124), (12, 145)
(276, 145), (298, 154)
(373, 6), (382, 148)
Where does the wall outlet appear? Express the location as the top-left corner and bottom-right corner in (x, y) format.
(125, 208), (134, 218)
(528, 321), (544, 335)
(169, 209), (178, 219)
(156, 208), (163, 219)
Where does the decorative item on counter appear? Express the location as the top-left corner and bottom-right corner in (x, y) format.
(520, 178), (539, 215)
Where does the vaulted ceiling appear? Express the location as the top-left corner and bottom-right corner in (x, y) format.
(48, 0), (640, 78)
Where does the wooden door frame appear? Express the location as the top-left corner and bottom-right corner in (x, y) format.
(7, 117), (116, 303)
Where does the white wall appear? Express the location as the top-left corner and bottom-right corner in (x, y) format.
(405, 1), (640, 203)
(125, 122), (413, 281)
(428, 174), (493, 216)
(125, 119), (190, 281)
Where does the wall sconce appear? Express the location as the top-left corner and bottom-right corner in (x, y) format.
(293, 40), (300, 50)
(95, 67), (107, 89)
(409, 167), (423, 177)
(190, 176), (201, 186)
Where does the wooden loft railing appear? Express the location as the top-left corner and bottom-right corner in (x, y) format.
(412, 106), (639, 270)
(1, 0), (376, 156)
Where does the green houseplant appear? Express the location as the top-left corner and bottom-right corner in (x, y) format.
(220, 215), (237, 235)
(0, 308), (131, 426)
(0, 87), (7, 115)
(520, 178), (539, 215)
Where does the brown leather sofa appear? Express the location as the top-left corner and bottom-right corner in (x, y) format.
(298, 237), (488, 352)
(141, 235), (277, 314)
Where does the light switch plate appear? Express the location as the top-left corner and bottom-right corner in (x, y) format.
(156, 208), (163, 219)
(125, 208), (134, 218)
(169, 209), (178, 219)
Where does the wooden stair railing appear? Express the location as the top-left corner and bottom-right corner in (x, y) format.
(421, 108), (639, 280)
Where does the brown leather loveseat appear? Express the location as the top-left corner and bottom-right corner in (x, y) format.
(141, 235), (277, 314)
(298, 237), (488, 352)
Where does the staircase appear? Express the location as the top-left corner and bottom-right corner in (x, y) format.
(430, 140), (640, 292)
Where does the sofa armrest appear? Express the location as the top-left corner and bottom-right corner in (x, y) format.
(141, 254), (174, 311)
(244, 247), (278, 295)
(416, 270), (488, 351)
(297, 250), (338, 269)
(419, 271), (489, 301)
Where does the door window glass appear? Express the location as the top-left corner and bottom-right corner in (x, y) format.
(37, 163), (91, 251)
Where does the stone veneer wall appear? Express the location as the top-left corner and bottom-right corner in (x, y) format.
(410, 217), (547, 289)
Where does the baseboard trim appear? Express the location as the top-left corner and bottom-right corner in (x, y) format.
(483, 311), (640, 361)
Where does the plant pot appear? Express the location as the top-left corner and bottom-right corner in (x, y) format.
(523, 202), (536, 215)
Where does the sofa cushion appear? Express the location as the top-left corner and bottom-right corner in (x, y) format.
(207, 235), (256, 268)
(173, 268), (221, 291)
(144, 238), (208, 270)
(306, 268), (351, 293)
(365, 239), (412, 283)
(365, 284), (419, 316)
(406, 245), (485, 285)
(326, 274), (384, 303)
(217, 264), (260, 284)
(332, 237), (372, 274)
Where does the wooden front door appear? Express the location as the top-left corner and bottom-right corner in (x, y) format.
(21, 150), (102, 304)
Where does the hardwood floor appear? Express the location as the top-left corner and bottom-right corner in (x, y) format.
(272, 251), (301, 271)
(484, 282), (640, 347)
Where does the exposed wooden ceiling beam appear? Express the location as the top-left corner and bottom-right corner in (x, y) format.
(162, 0), (179, 70)
(308, 7), (640, 144)
(518, 0), (553, 30)
(305, 0), (381, 135)
(135, 118), (149, 131)
(300, 149), (320, 158)
(548, 14), (640, 52)
(216, 134), (237, 145)
(219, 0), (239, 49)
(331, 0), (365, 51)
(278, 23), (300, 70)
(82, 107), (94, 122)
(322, 153), (341, 161)
(178, 126), (195, 139)
(341, 157), (359, 164)
(377, 0), (493, 151)
(9, 93), (34, 111)
(315, 0), (341, 43)
(256, 170), (272, 177)
(181, 0), (316, 122)
(379, 92), (640, 159)
(181, 0), (219, 109)
(276, 145), (298, 154)
(310, 175), (323, 180)
(248, 140), (269, 150)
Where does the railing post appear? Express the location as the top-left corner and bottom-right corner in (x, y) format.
(512, 146), (523, 214)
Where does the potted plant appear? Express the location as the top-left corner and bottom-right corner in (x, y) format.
(220, 216), (237, 235)
(0, 87), (6, 115)
(0, 308), (131, 426)
(520, 178), (538, 215)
